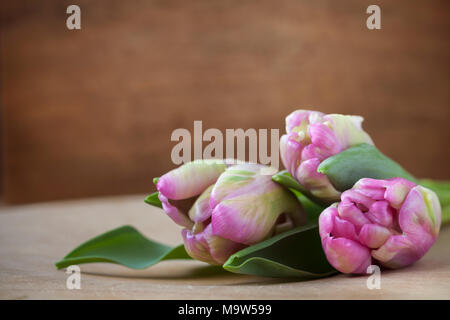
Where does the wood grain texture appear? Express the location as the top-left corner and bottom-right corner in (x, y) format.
(1, 0), (449, 203)
(0, 195), (449, 299)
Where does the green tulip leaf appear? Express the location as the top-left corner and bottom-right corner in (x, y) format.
(288, 189), (325, 222)
(144, 177), (162, 208)
(318, 143), (416, 191)
(55, 225), (191, 270)
(272, 170), (326, 221)
(223, 224), (337, 279)
(144, 192), (162, 208)
(441, 205), (450, 226)
(272, 171), (327, 207)
(272, 170), (309, 195)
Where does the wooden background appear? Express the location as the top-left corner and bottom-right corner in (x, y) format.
(1, 0), (449, 204)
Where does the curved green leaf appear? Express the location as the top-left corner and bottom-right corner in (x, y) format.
(441, 205), (450, 225)
(144, 192), (162, 208)
(272, 170), (327, 207)
(288, 189), (325, 222)
(318, 143), (416, 191)
(272, 170), (326, 222)
(55, 225), (191, 270)
(223, 224), (337, 279)
(145, 177), (162, 208)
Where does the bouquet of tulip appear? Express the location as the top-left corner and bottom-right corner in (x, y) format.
(56, 109), (449, 279)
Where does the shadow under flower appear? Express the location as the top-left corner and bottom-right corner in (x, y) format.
(78, 261), (339, 286)
(79, 261), (240, 281)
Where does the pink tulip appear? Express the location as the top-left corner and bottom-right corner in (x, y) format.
(319, 177), (441, 274)
(157, 160), (306, 265)
(280, 110), (374, 202)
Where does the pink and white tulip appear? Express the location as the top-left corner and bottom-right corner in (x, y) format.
(280, 110), (374, 203)
(319, 177), (441, 274)
(157, 160), (306, 265)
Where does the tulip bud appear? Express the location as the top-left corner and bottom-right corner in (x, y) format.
(319, 177), (441, 274)
(280, 110), (373, 203)
(157, 160), (306, 265)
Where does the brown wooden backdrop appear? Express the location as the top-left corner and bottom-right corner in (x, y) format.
(1, 0), (449, 204)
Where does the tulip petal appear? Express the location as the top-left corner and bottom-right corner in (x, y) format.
(318, 205), (338, 238)
(319, 204), (359, 241)
(209, 164), (258, 209)
(353, 178), (386, 200)
(308, 122), (342, 160)
(384, 178), (416, 209)
(300, 144), (321, 162)
(337, 201), (371, 233)
(359, 224), (391, 249)
(341, 189), (376, 212)
(211, 164), (304, 244)
(398, 186), (441, 247)
(188, 185), (214, 223)
(371, 235), (420, 269)
(158, 192), (194, 228)
(296, 158), (341, 202)
(325, 114), (373, 149)
(182, 225), (245, 265)
(333, 216), (359, 241)
(157, 159), (226, 200)
(420, 187), (442, 237)
(182, 228), (217, 265)
(366, 200), (395, 228)
(322, 236), (372, 274)
(286, 110), (323, 133)
(280, 134), (303, 177)
(203, 225), (246, 265)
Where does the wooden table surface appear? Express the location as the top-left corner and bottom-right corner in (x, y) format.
(0, 195), (449, 300)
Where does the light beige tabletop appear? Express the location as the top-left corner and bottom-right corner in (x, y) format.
(0, 195), (449, 300)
